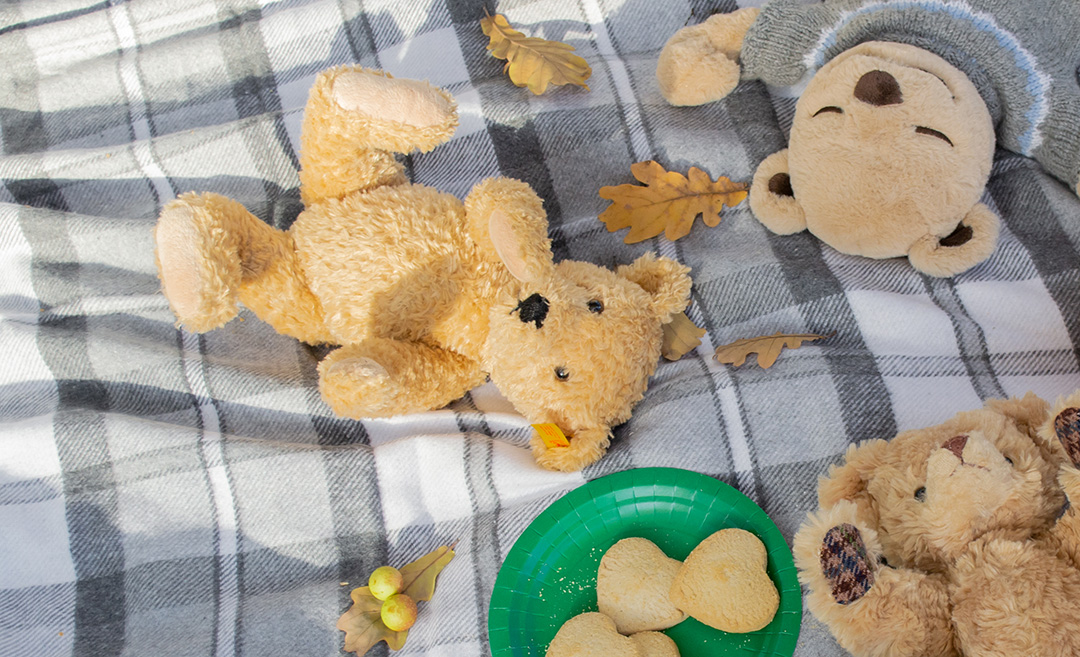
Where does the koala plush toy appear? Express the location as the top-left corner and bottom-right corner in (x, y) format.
(657, 0), (1080, 277)
(154, 67), (692, 472)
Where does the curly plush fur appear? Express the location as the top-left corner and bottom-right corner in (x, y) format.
(794, 392), (1080, 656)
(154, 67), (692, 472)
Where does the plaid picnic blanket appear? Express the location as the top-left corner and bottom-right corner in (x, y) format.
(2, 1), (1079, 656)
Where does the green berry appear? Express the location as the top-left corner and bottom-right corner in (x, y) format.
(368, 565), (404, 601)
(380, 593), (418, 632)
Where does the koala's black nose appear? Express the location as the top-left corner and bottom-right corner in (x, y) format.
(514, 293), (549, 328)
(854, 70), (903, 106)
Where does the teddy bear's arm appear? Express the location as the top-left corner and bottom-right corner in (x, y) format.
(463, 177), (552, 276)
(1043, 396), (1080, 566)
(317, 339), (487, 419)
(297, 67), (458, 206)
(794, 501), (959, 657)
(655, 7), (760, 106)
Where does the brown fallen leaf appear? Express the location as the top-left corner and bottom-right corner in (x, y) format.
(480, 12), (591, 94)
(714, 332), (834, 369)
(338, 545), (456, 655)
(598, 161), (748, 243)
(662, 311), (706, 361)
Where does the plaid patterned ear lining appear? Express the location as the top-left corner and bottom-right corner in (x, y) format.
(820, 523), (875, 605)
(1055, 407), (1080, 468)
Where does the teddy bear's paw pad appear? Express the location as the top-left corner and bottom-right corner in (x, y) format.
(328, 356), (389, 382)
(1054, 407), (1080, 468)
(332, 71), (453, 129)
(820, 524), (875, 605)
(155, 204), (238, 330)
(597, 538), (688, 634)
(546, 612), (642, 657)
(669, 528), (779, 633)
(629, 631), (680, 657)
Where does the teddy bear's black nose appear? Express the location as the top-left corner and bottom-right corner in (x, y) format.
(514, 293), (549, 328)
(854, 70), (903, 106)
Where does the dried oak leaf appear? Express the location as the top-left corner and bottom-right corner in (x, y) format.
(662, 311), (706, 361)
(598, 161), (748, 243)
(714, 332), (834, 369)
(480, 12), (591, 94)
(337, 545), (456, 655)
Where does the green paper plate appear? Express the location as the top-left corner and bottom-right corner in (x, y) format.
(488, 467), (801, 656)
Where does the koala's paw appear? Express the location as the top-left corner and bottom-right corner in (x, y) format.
(819, 524), (876, 605)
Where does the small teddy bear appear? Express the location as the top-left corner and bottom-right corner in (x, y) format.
(657, 0), (1080, 277)
(793, 392), (1080, 656)
(153, 66), (692, 472)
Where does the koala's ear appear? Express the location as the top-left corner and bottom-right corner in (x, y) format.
(818, 439), (889, 514)
(616, 253), (692, 322)
(906, 202), (1000, 277)
(489, 209), (555, 283)
(748, 149), (808, 236)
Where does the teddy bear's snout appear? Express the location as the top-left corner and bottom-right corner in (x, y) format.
(513, 293), (550, 328)
(854, 70), (902, 106)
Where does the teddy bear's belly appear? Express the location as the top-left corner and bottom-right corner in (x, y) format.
(950, 537), (1080, 654)
(290, 184), (479, 345)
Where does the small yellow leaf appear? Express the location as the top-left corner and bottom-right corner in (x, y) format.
(714, 332), (834, 369)
(337, 545), (455, 655)
(480, 12), (591, 94)
(400, 544), (456, 602)
(336, 587), (408, 655)
(662, 311), (706, 361)
(598, 161), (748, 243)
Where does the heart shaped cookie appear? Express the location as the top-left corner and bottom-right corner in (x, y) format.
(546, 612), (641, 657)
(597, 537), (688, 633)
(630, 631), (680, 657)
(668, 528), (779, 633)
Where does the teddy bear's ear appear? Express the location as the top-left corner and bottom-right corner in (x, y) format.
(818, 439), (889, 513)
(748, 149), (808, 236)
(488, 209), (555, 283)
(616, 253), (692, 322)
(984, 392), (1050, 439)
(906, 202), (1000, 277)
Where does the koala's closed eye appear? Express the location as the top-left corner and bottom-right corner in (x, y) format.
(915, 126), (953, 146)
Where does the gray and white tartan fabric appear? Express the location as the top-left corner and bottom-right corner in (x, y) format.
(2, 1), (1078, 656)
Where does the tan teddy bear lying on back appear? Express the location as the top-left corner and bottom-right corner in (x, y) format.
(794, 391), (1080, 656)
(154, 67), (692, 472)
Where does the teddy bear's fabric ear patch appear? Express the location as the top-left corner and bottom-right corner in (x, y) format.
(820, 524), (874, 605)
(1053, 407), (1080, 468)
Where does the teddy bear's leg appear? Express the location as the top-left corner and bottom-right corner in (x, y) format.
(317, 339), (487, 418)
(298, 66), (458, 206)
(154, 192), (331, 343)
(794, 501), (958, 657)
(656, 7), (760, 106)
(530, 427), (611, 473)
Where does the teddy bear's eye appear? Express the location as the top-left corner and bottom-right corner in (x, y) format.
(1004, 456), (1014, 466)
(554, 366), (570, 381)
(812, 105), (843, 117)
(914, 486), (926, 502)
(587, 299), (604, 314)
(915, 126), (953, 146)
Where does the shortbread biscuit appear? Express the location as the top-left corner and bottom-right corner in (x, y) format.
(597, 537), (688, 634)
(545, 612), (641, 657)
(630, 631), (680, 657)
(669, 528), (779, 633)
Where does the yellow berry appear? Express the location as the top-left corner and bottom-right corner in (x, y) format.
(380, 593), (418, 632)
(368, 566), (404, 601)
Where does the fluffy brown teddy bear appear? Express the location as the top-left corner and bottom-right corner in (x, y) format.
(153, 66), (692, 473)
(656, 1), (1080, 277)
(793, 391), (1080, 656)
